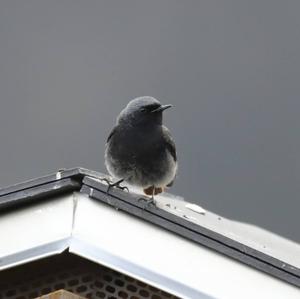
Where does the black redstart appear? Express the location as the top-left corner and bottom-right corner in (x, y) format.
(104, 96), (177, 199)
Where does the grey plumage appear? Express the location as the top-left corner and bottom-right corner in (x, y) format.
(105, 96), (177, 195)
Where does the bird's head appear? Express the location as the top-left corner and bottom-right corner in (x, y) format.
(117, 96), (172, 126)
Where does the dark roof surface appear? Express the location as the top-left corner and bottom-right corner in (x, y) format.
(0, 167), (299, 288)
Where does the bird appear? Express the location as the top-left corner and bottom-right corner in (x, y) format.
(104, 96), (177, 200)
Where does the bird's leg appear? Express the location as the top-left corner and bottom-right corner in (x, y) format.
(151, 186), (155, 201)
(139, 185), (157, 209)
(100, 178), (129, 193)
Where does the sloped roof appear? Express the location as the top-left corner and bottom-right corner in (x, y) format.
(0, 168), (299, 298)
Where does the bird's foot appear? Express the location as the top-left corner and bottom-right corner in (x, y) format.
(138, 197), (157, 209)
(100, 178), (129, 193)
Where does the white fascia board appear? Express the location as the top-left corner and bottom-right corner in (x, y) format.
(0, 194), (74, 270)
(70, 193), (300, 299)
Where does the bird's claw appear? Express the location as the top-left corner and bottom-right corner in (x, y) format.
(138, 197), (157, 209)
(100, 177), (112, 185)
(116, 185), (129, 192)
(100, 178), (129, 193)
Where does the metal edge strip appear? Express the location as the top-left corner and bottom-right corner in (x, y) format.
(0, 178), (81, 211)
(0, 238), (70, 271)
(0, 167), (101, 198)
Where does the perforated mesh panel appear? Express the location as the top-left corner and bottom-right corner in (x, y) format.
(0, 253), (179, 299)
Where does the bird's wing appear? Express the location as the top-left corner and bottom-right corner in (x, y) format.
(106, 126), (117, 143)
(162, 126), (177, 162)
(162, 126), (177, 187)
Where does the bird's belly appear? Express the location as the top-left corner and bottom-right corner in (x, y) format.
(105, 141), (176, 188)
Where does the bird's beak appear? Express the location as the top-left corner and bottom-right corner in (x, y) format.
(151, 104), (173, 113)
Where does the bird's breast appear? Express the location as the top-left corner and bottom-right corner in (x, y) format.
(109, 126), (164, 162)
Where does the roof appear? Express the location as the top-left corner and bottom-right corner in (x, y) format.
(0, 167), (299, 299)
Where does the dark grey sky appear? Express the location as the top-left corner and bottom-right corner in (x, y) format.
(0, 1), (300, 242)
